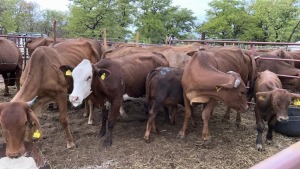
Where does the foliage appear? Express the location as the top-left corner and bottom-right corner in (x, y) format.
(198, 0), (300, 42)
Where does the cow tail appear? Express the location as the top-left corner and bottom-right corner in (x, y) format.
(144, 69), (158, 115)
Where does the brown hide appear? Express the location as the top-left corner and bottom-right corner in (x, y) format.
(12, 38), (102, 148)
(288, 50), (300, 69)
(253, 70), (300, 150)
(102, 42), (205, 70)
(256, 51), (300, 91)
(179, 49), (249, 140)
(25, 37), (65, 57)
(0, 102), (41, 158)
(86, 52), (169, 146)
(144, 67), (184, 142)
(0, 38), (23, 96)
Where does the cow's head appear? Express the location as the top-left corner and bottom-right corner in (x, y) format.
(216, 71), (249, 112)
(256, 89), (300, 122)
(0, 101), (41, 158)
(68, 59), (111, 107)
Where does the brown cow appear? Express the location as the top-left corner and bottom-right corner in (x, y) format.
(0, 38), (23, 96)
(102, 42), (204, 70)
(11, 38), (104, 149)
(256, 51), (300, 91)
(254, 70), (300, 151)
(0, 99), (41, 158)
(63, 52), (169, 147)
(179, 48), (253, 140)
(144, 66), (197, 143)
(25, 37), (65, 57)
(288, 50), (300, 69)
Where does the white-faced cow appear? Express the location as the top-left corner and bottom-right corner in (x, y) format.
(0, 99), (41, 158)
(179, 48), (254, 141)
(254, 70), (300, 151)
(0, 38), (23, 96)
(65, 52), (169, 147)
(11, 38), (104, 149)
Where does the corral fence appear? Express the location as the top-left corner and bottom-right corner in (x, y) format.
(2, 34), (300, 80)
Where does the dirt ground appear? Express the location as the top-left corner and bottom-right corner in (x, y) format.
(0, 83), (299, 169)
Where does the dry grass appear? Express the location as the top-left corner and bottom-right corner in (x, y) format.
(0, 84), (299, 169)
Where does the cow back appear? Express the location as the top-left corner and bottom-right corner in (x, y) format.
(0, 38), (23, 72)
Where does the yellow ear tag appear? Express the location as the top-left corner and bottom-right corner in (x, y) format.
(293, 99), (300, 106)
(33, 130), (41, 139)
(258, 96), (265, 101)
(66, 69), (72, 76)
(101, 73), (106, 80)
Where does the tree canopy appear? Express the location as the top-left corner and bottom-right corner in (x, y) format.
(1, 0), (300, 43)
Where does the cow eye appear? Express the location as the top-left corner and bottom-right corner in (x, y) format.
(87, 76), (91, 81)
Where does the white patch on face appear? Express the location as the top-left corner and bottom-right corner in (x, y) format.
(69, 59), (93, 107)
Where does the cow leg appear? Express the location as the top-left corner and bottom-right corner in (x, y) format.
(100, 107), (108, 137)
(87, 100), (94, 125)
(178, 93), (192, 139)
(202, 100), (217, 141)
(57, 95), (76, 149)
(103, 100), (122, 147)
(2, 73), (9, 96)
(222, 107), (231, 122)
(144, 102), (159, 143)
(255, 106), (264, 151)
(235, 111), (241, 127)
(83, 99), (90, 118)
(15, 67), (22, 91)
(266, 115), (277, 145)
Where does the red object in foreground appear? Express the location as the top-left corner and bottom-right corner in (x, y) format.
(250, 141), (300, 169)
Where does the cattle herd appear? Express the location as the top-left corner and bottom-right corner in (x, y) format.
(0, 37), (300, 167)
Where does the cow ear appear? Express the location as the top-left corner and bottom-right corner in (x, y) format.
(256, 92), (271, 104)
(290, 93), (300, 106)
(186, 51), (197, 57)
(97, 69), (111, 80)
(26, 108), (42, 140)
(59, 65), (74, 77)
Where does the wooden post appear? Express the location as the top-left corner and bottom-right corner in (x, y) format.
(52, 19), (57, 46)
(103, 28), (107, 48)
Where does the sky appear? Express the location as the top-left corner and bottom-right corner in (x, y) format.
(26, 0), (211, 23)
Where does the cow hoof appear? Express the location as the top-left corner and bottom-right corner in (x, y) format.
(67, 142), (77, 149)
(256, 144), (264, 151)
(87, 120), (93, 125)
(144, 136), (151, 143)
(103, 139), (112, 147)
(177, 133), (185, 139)
(266, 139), (272, 145)
(202, 134), (211, 141)
(83, 113), (88, 118)
(99, 130), (106, 137)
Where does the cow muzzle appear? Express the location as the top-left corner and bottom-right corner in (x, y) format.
(69, 95), (81, 107)
(277, 115), (289, 122)
(6, 148), (25, 158)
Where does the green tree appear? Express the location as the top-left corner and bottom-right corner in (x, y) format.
(35, 10), (68, 37)
(66, 0), (135, 39)
(197, 0), (253, 40)
(0, 0), (18, 34)
(134, 0), (196, 44)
